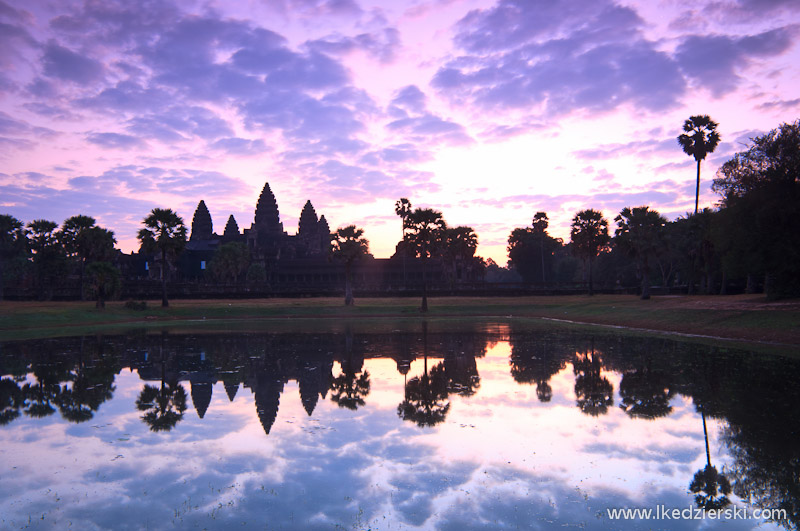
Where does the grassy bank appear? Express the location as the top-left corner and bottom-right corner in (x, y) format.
(0, 294), (798, 346)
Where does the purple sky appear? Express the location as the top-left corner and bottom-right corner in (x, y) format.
(1, 0), (798, 264)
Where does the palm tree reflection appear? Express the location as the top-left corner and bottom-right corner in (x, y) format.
(136, 341), (187, 432)
(397, 323), (450, 427)
(689, 408), (732, 511)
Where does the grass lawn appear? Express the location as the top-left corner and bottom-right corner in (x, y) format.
(0, 294), (798, 347)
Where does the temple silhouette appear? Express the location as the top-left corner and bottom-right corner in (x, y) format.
(125, 180), (484, 297)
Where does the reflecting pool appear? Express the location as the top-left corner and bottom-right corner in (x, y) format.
(1, 319), (798, 530)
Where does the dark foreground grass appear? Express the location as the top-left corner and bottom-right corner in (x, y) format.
(1, 294), (798, 347)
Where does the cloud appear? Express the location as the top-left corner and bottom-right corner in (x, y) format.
(210, 137), (269, 156)
(675, 27), (797, 96)
(757, 97), (800, 111)
(42, 40), (105, 84)
(86, 132), (145, 149)
(306, 27), (401, 63)
(77, 81), (174, 114)
(0, 111), (59, 153)
(433, 0), (687, 117)
(572, 138), (678, 161)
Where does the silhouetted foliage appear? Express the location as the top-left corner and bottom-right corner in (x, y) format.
(573, 348), (613, 416)
(27, 219), (66, 300)
(0, 214), (27, 301)
(85, 262), (121, 309)
(712, 120), (800, 299)
(570, 210), (610, 296)
(614, 206), (667, 299)
(330, 225), (370, 306)
(209, 242), (249, 283)
(507, 212), (563, 283)
(137, 208), (187, 307)
(678, 115), (721, 215)
(402, 206), (446, 311)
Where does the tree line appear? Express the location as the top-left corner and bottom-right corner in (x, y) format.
(1, 118), (797, 305)
(504, 118), (799, 300)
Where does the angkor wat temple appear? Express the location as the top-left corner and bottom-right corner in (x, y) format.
(186, 182), (331, 262)
(113, 180), (490, 299)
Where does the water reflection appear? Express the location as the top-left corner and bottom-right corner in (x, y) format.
(0, 321), (798, 529)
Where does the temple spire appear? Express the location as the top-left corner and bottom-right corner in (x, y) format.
(190, 200), (213, 241)
(223, 215), (239, 239)
(254, 182), (283, 233)
(298, 200), (318, 237)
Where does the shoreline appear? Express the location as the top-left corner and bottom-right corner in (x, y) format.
(1, 294), (798, 348)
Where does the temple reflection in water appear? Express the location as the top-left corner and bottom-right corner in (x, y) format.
(1, 322), (798, 529)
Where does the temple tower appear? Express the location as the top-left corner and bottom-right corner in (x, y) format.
(190, 200), (213, 241)
(253, 183), (283, 234)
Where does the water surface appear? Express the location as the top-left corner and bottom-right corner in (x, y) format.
(1, 319), (797, 530)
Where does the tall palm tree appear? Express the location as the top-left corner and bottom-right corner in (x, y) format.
(532, 212), (549, 283)
(330, 225), (370, 306)
(137, 208), (187, 307)
(678, 115), (721, 215)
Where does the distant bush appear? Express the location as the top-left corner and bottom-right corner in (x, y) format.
(124, 300), (147, 310)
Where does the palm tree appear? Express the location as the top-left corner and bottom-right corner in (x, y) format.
(678, 115), (721, 215)
(614, 206), (667, 300)
(330, 225), (370, 306)
(532, 212), (549, 283)
(403, 208), (447, 311)
(570, 209), (610, 296)
(137, 208), (187, 307)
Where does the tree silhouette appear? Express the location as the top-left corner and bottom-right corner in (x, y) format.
(209, 242), (250, 283)
(689, 410), (732, 511)
(507, 216), (564, 284)
(532, 212), (549, 283)
(573, 347), (613, 416)
(27, 219), (66, 300)
(0, 214), (26, 301)
(137, 208), (187, 307)
(442, 226), (480, 283)
(678, 115), (720, 215)
(57, 215), (108, 301)
(711, 120), (800, 299)
(614, 206), (667, 300)
(85, 262), (121, 309)
(570, 209), (610, 296)
(136, 346), (187, 432)
(397, 322), (450, 426)
(330, 225), (370, 306)
(394, 198), (412, 286)
(618, 366), (674, 419)
(402, 207), (446, 312)
(330, 359), (371, 410)
(397, 358), (450, 427)
(0, 378), (23, 425)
